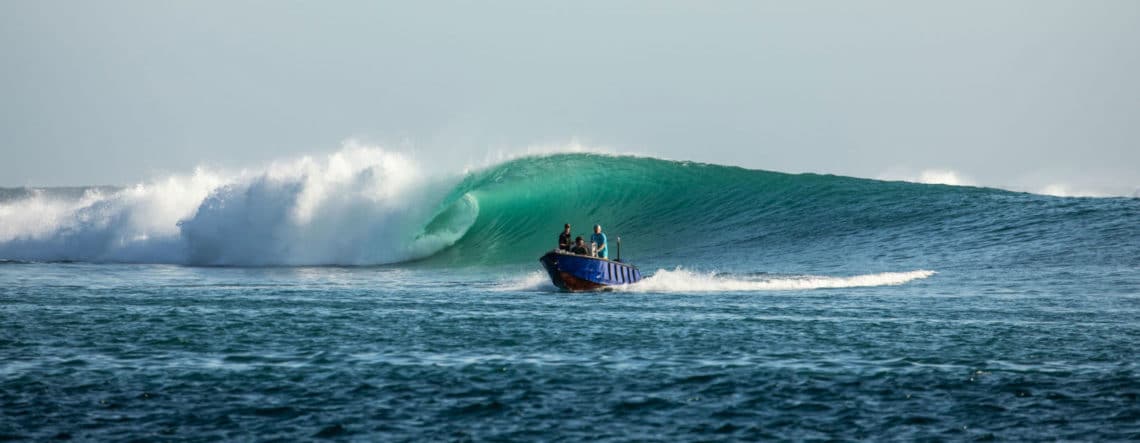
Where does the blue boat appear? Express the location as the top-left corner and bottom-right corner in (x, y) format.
(538, 250), (643, 291)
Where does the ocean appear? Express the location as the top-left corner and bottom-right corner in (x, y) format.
(2, 150), (1138, 440)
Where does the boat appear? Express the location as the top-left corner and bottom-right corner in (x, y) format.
(539, 251), (643, 291)
(538, 238), (643, 291)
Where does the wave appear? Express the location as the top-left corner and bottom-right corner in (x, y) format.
(422, 152), (1137, 270)
(0, 144), (1137, 270)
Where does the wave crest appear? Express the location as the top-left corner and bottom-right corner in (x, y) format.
(0, 144), (473, 265)
(178, 146), (470, 265)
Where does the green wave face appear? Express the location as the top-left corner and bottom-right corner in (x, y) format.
(419, 153), (1138, 271)
(420, 153), (762, 265)
(421, 153), (921, 267)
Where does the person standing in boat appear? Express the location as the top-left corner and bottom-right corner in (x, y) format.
(558, 223), (572, 251)
(591, 224), (608, 259)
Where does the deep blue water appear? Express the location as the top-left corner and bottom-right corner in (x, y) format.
(2, 261), (1138, 441)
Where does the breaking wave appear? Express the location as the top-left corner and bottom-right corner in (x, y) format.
(0, 145), (472, 265)
(0, 143), (1136, 273)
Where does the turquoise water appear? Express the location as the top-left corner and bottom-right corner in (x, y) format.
(2, 154), (1139, 440)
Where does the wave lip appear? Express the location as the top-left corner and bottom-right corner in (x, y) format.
(615, 269), (937, 292)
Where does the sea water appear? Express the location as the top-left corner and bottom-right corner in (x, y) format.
(2, 148), (1138, 440)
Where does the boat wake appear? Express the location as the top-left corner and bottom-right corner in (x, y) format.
(495, 272), (559, 292)
(614, 269), (937, 292)
(499, 269), (936, 293)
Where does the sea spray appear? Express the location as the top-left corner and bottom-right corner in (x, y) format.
(0, 145), (470, 265)
(0, 170), (225, 262)
(178, 147), (469, 265)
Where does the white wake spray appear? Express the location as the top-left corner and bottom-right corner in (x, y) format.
(614, 268), (936, 292)
(498, 269), (936, 292)
(495, 271), (559, 292)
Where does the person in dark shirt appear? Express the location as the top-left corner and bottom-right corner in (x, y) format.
(570, 236), (589, 255)
(558, 224), (572, 250)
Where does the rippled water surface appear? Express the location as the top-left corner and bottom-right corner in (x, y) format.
(3, 263), (1138, 441)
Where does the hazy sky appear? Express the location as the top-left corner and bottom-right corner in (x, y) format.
(2, 1), (1138, 194)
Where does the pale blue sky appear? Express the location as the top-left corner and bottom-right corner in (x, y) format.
(2, 1), (1138, 194)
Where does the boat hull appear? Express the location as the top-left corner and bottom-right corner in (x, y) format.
(538, 251), (643, 292)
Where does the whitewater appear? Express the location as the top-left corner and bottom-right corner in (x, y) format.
(0, 145), (468, 265)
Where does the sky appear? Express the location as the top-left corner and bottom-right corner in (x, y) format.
(1, 1), (1138, 196)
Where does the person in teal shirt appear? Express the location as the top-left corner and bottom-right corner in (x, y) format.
(590, 224), (608, 259)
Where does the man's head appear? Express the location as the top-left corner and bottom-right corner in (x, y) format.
(594, 224), (602, 234)
(564, 223), (571, 233)
(575, 236), (584, 245)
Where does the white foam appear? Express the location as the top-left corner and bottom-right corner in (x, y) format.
(178, 144), (473, 265)
(0, 142), (474, 265)
(495, 271), (558, 292)
(0, 169), (226, 262)
(877, 168), (1135, 198)
(1034, 183), (1110, 198)
(464, 140), (657, 175)
(878, 169), (976, 187)
(0, 188), (104, 241)
(493, 268), (936, 293)
(614, 268), (936, 292)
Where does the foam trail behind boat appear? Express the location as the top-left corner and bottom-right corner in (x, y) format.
(612, 269), (937, 292)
